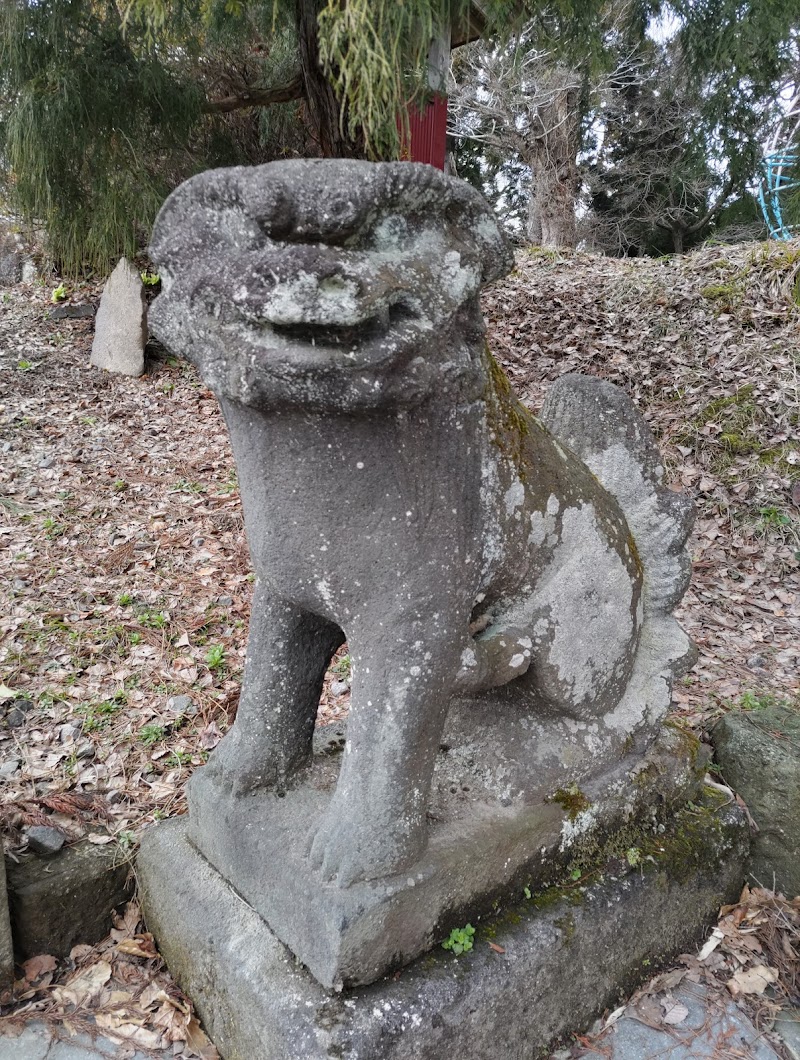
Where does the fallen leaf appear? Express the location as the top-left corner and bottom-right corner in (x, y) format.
(94, 1012), (164, 1049)
(487, 942), (505, 954)
(727, 964), (779, 996)
(53, 959), (112, 1006)
(185, 1016), (220, 1059)
(22, 954), (57, 981)
(661, 997), (689, 1025)
(697, 927), (724, 961)
(604, 1005), (626, 1027)
(116, 936), (157, 959)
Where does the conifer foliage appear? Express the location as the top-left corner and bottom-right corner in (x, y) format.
(0, 1), (203, 276)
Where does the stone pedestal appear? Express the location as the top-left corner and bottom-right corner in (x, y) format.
(183, 723), (706, 990)
(139, 791), (748, 1060)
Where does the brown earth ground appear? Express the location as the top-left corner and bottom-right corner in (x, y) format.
(0, 241), (798, 1054)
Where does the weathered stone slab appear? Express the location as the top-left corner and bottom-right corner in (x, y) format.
(0, 851), (13, 999)
(90, 257), (147, 377)
(580, 983), (780, 1059)
(712, 704), (800, 897)
(139, 795), (748, 1060)
(6, 841), (133, 959)
(177, 723), (706, 990)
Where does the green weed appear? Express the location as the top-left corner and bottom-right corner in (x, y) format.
(442, 924), (475, 955)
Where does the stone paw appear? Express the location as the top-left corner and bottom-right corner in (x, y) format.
(307, 805), (424, 887)
(456, 625), (534, 693)
(201, 728), (282, 797)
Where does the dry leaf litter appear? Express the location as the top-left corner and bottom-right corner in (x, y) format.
(0, 240), (798, 1052)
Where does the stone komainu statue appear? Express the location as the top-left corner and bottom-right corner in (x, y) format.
(150, 161), (694, 889)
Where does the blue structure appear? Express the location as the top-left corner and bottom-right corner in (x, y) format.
(758, 149), (800, 239)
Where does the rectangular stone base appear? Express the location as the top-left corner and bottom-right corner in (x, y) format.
(138, 794), (748, 1060)
(181, 724), (708, 989)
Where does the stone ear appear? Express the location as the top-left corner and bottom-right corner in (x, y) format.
(442, 186), (514, 287)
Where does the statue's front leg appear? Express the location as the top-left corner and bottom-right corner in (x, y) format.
(307, 611), (463, 887)
(203, 579), (344, 796)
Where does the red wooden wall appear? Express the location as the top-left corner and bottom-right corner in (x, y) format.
(406, 95), (448, 170)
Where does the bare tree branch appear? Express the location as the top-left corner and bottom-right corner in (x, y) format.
(202, 73), (304, 113)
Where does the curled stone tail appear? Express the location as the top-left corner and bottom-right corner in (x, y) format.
(540, 374), (696, 727)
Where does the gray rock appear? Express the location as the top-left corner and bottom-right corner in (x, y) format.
(713, 704), (800, 897)
(774, 1007), (800, 1060)
(0, 760), (20, 780)
(76, 742), (95, 760)
(26, 826), (66, 855)
(24, 486), (39, 499)
(0, 1024), (51, 1060)
(0, 1022), (166, 1060)
(58, 722), (81, 743)
(138, 796), (748, 1060)
(329, 679), (349, 697)
(6, 839), (134, 959)
(145, 158), (696, 990)
(166, 694), (196, 716)
(746, 654), (767, 670)
(216, 595), (233, 607)
(90, 258), (147, 377)
(50, 304), (95, 321)
(37, 455), (54, 469)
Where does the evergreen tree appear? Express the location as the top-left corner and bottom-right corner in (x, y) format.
(0, 0), (610, 274)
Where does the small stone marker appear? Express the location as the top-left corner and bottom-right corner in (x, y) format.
(713, 703), (800, 897)
(7, 838), (133, 958)
(90, 257), (147, 377)
(0, 219), (36, 285)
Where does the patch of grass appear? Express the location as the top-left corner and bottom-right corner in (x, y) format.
(139, 724), (165, 745)
(166, 748), (192, 768)
(758, 506), (792, 531)
(77, 692), (126, 731)
(739, 690), (789, 712)
(205, 644), (225, 670)
(42, 516), (66, 538)
(118, 592), (134, 606)
(331, 653), (351, 679)
(138, 609), (168, 630)
(174, 478), (205, 495)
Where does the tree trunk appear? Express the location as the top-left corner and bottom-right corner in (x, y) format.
(526, 193), (542, 244)
(672, 226), (684, 254)
(296, 0), (365, 158)
(525, 66), (581, 249)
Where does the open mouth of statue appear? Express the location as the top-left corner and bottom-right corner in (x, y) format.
(266, 300), (420, 350)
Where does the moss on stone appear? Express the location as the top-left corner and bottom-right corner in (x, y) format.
(483, 345), (532, 478)
(639, 788), (730, 885)
(548, 783), (592, 821)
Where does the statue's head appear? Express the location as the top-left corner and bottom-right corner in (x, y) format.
(149, 160), (512, 411)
